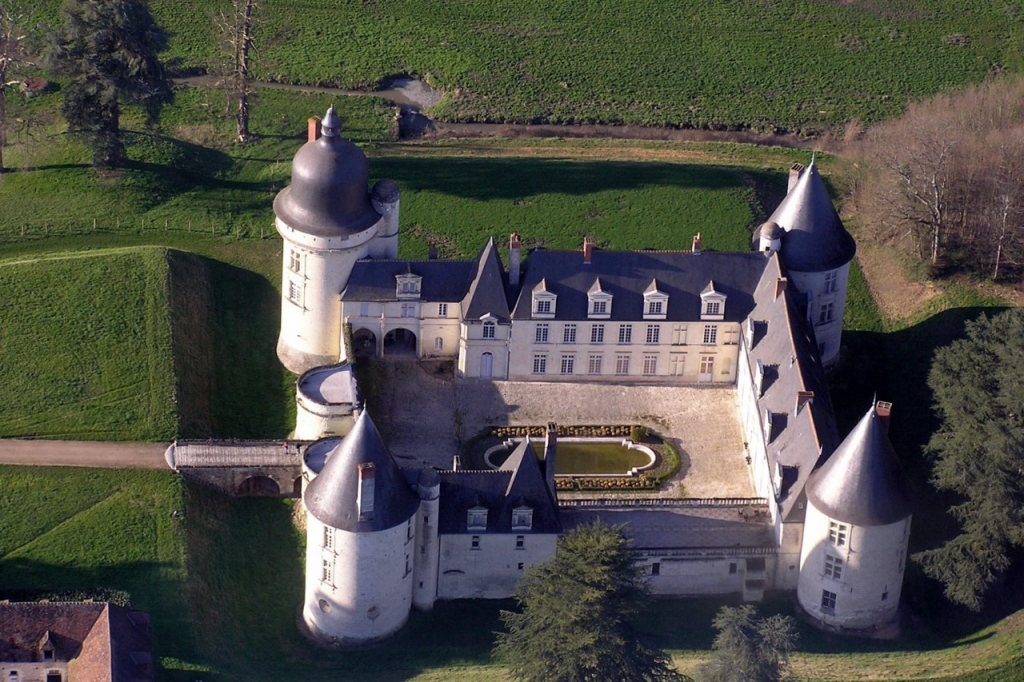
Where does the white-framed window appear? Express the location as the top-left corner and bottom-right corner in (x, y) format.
(647, 300), (663, 315)
(591, 324), (605, 344)
(824, 270), (838, 294)
(702, 325), (717, 345)
(401, 303), (417, 317)
(561, 355), (575, 375)
(435, 337), (444, 350)
(438, 303), (448, 316)
(821, 589), (837, 611)
(700, 355), (714, 377)
(824, 554), (843, 580)
(670, 354), (685, 376)
(829, 521), (848, 547)
(643, 355), (658, 375)
(672, 325), (687, 345)
(618, 324), (632, 344)
(536, 299), (551, 314)
(706, 301), (721, 316)
(324, 526), (334, 551)
(535, 324), (549, 343)
(396, 273), (422, 299)
(483, 321), (496, 339)
(588, 355), (603, 375)
(818, 302), (835, 325)
(646, 325), (660, 344)
(592, 300), (607, 314)
(615, 355), (630, 375)
(533, 354), (547, 374)
(288, 280), (302, 304)
(289, 249), (301, 273)
(563, 324), (577, 344)
(322, 557), (334, 584)
(516, 535), (525, 549)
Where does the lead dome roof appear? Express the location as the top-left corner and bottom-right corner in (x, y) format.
(273, 107), (381, 237)
(767, 163), (856, 272)
(805, 405), (913, 526)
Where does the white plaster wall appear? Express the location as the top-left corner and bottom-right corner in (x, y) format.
(638, 555), (761, 596)
(344, 305), (462, 359)
(786, 261), (850, 367)
(294, 397), (354, 440)
(506, 320), (740, 382)
(736, 341), (777, 524)
(413, 492), (440, 610)
(1, 663), (68, 682)
(775, 521), (803, 590)
(798, 503), (910, 630)
(303, 514), (415, 645)
(367, 197), (400, 259)
(437, 534), (557, 599)
(459, 322), (511, 378)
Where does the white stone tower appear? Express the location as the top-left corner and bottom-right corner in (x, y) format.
(762, 162), (856, 367)
(797, 402), (913, 632)
(274, 107), (401, 374)
(301, 410), (421, 646)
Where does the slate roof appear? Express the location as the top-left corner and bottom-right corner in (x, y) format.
(461, 238), (511, 323)
(273, 107), (381, 238)
(341, 260), (476, 302)
(742, 254), (841, 523)
(511, 250), (768, 322)
(805, 406), (914, 526)
(766, 162), (856, 272)
(304, 410), (420, 532)
(437, 441), (561, 535)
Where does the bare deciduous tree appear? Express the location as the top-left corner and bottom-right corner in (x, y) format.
(216, 0), (258, 143)
(0, 1), (34, 173)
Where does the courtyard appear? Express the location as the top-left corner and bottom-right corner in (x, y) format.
(369, 359), (756, 499)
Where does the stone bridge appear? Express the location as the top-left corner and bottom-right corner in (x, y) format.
(165, 440), (311, 497)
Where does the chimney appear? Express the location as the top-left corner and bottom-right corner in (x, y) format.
(692, 232), (702, 255)
(795, 391), (814, 414)
(452, 455), (461, 471)
(875, 401), (893, 434)
(788, 163), (804, 193)
(308, 116), (322, 142)
(774, 277), (788, 300)
(582, 237), (594, 264)
(544, 422), (558, 500)
(428, 244), (438, 260)
(357, 463), (376, 521)
(509, 233), (522, 287)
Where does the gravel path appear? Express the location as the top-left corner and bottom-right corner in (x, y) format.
(0, 440), (169, 469)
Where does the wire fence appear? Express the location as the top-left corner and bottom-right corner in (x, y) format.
(0, 216), (282, 243)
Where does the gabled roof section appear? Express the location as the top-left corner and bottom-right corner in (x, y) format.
(304, 410), (420, 532)
(341, 259), (475, 302)
(767, 162), (856, 272)
(511, 250), (767, 321)
(644, 279), (664, 295)
(461, 237), (511, 323)
(588, 278), (607, 295)
(805, 405), (914, 526)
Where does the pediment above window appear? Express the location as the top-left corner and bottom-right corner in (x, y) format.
(396, 272), (422, 300)
(588, 278), (612, 319)
(532, 279), (556, 319)
(700, 281), (726, 321)
(643, 279), (668, 320)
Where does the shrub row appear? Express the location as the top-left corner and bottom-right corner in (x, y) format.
(491, 424), (634, 439)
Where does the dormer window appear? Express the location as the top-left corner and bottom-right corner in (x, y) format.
(700, 281), (726, 321)
(512, 505), (534, 531)
(482, 321), (496, 339)
(396, 272), (422, 300)
(467, 505), (488, 530)
(588, 278), (612, 319)
(643, 280), (668, 320)
(532, 279), (556, 319)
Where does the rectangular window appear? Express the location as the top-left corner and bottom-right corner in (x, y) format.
(535, 324), (549, 343)
(702, 325), (717, 345)
(438, 303), (448, 316)
(591, 324), (605, 344)
(516, 535), (525, 550)
(401, 303), (416, 317)
(588, 355), (603, 375)
(706, 301), (721, 315)
(818, 302), (835, 325)
(824, 271), (838, 294)
(563, 324), (577, 344)
(618, 324), (632, 344)
(289, 249), (301, 273)
(672, 325), (687, 345)
(532, 354), (547, 374)
(824, 554), (843, 580)
(536, 299), (552, 314)
(699, 356), (714, 376)
(288, 280), (302, 304)
(729, 562), (737, 574)
(829, 521), (848, 547)
(643, 355), (658, 375)
(471, 535), (480, 550)
(483, 322), (496, 339)
(592, 300), (607, 315)
(647, 300), (663, 315)
(646, 325), (660, 344)
(435, 337), (444, 350)
(615, 355), (630, 375)
(518, 562), (525, 570)
(322, 558), (333, 584)
(821, 589), (837, 611)
(670, 354), (686, 376)
(323, 526), (334, 551)
(360, 302), (370, 316)
(560, 355), (575, 375)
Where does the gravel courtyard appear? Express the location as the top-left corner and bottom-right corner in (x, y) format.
(372, 360), (755, 499)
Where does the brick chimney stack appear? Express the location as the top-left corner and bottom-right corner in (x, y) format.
(308, 116), (322, 142)
(692, 232), (702, 254)
(774, 277), (788, 300)
(875, 400), (893, 434)
(583, 237), (594, 264)
(509, 232), (522, 287)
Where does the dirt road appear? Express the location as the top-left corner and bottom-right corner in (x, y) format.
(0, 440), (170, 469)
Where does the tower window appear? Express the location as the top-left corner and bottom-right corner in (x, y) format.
(824, 554), (843, 580)
(471, 535), (480, 550)
(516, 535), (525, 549)
(438, 303), (448, 316)
(322, 557), (334, 584)
(828, 521), (848, 547)
(818, 302), (835, 325)
(824, 271), (838, 294)
(288, 280), (302, 305)
(323, 526), (334, 551)
(289, 250), (301, 273)
(821, 589), (837, 611)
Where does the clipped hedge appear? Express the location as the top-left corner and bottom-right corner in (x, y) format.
(491, 424), (634, 439)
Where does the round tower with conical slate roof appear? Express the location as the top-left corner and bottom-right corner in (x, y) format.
(274, 107), (400, 374)
(301, 410), (421, 645)
(797, 402), (913, 631)
(764, 162), (856, 367)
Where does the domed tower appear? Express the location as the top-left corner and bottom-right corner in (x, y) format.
(301, 410), (421, 646)
(798, 402), (913, 632)
(765, 162), (856, 367)
(274, 107), (400, 374)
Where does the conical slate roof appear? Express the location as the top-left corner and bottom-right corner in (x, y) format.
(273, 107), (381, 238)
(461, 238), (511, 322)
(805, 406), (913, 527)
(303, 410), (420, 532)
(767, 163), (856, 272)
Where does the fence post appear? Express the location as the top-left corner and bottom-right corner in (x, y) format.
(93, 218), (97, 232)
(188, 220), (192, 233)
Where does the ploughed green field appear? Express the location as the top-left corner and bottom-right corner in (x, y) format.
(24, 0), (1015, 132)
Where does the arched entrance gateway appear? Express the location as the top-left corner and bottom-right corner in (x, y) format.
(352, 328), (378, 357)
(383, 328), (417, 356)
